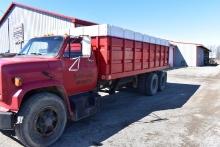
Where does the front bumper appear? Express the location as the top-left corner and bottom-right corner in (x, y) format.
(0, 111), (13, 130)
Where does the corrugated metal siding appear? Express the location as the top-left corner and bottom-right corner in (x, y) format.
(0, 18), (10, 53)
(0, 6), (75, 53)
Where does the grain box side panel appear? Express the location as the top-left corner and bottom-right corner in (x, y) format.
(143, 42), (150, 69)
(134, 41), (142, 70)
(92, 36), (110, 78)
(110, 37), (123, 74)
(149, 43), (156, 68)
(164, 46), (169, 65)
(155, 44), (161, 67)
(93, 35), (169, 81)
(124, 39), (134, 72)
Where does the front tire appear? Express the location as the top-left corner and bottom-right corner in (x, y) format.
(15, 92), (67, 147)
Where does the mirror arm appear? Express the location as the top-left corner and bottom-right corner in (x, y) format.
(68, 40), (71, 58)
(88, 51), (94, 62)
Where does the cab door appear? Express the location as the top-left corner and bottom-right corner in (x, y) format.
(62, 37), (98, 96)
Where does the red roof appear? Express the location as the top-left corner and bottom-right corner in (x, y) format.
(0, 2), (97, 26)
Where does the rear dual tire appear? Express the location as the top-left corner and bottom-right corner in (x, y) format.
(138, 71), (167, 96)
(146, 73), (159, 96)
(158, 71), (167, 91)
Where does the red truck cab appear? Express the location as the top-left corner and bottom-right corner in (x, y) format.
(0, 35), (100, 146)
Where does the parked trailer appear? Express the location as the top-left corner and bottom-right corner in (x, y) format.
(0, 24), (169, 146)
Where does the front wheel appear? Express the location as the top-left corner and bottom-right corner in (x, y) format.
(15, 92), (67, 147)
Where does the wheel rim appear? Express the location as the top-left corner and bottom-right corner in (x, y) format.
(35, 108), (58, 136)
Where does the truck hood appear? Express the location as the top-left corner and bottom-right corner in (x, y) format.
(0, 56), (63, 108)
(0, 56), (56, 66)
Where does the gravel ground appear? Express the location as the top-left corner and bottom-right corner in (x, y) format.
(0, 66), (220, 147)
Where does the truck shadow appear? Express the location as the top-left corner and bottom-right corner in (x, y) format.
(53, 82), (200, 147)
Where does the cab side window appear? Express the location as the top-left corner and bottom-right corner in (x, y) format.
(64, 39), (82, 58)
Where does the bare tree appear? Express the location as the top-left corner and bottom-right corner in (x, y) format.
(208, 45), (220, 60)
(217, 46), (220, 59)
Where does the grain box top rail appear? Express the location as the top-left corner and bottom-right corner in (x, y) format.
(69, 24), (170, 47)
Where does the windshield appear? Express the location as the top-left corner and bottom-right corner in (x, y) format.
(18, 36), (63, 57)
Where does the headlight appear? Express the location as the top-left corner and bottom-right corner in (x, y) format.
(14, 77), (23, 87)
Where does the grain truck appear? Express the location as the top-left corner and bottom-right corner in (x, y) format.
(0, 24), (169, 146)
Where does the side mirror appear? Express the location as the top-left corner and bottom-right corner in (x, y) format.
(82, 36), (92, 57)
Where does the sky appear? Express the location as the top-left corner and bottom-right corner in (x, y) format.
(0, 0), (219, 46)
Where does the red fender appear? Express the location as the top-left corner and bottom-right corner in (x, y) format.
(9, 80), (74, 119)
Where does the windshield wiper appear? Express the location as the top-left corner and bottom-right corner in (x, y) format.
(17, 53), (26, 56)
(30, 53), (42, 55)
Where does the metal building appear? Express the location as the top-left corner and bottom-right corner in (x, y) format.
(0, 2), (96, 53)
(169, 41), (210, 67)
